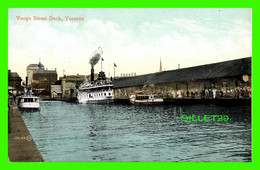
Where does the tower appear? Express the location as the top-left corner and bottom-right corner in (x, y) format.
(159, 58), (162, 72)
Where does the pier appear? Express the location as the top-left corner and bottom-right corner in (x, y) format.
(8, 97), (43, 162)
(113, 57), (251, 101)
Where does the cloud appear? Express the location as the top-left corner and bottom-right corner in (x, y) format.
(139, 21), (164, 34)
(8, 14), (251, 79)
(8, 19), (132, 78)
(161, 18), (211, 33)
(83, 19), (130, 46)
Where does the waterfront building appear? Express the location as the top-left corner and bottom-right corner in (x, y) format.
(31, 66), (57, 96)
(8, 69), (22, 95)
(50, 80), (62, 98)
(113, 57), (251, 99)
(60, 75), (85, 98)
(27, 62), (44, 87)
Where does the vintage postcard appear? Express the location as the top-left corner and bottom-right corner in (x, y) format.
(8, 8), (251, 162)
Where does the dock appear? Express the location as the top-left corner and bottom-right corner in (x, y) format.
(8, 97), (43, 162)
(114, 98), (251, 106)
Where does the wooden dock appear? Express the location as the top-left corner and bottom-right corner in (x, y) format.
(8, 99), (43, 162)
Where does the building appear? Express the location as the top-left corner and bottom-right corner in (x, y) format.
(27, 63), (44, 87)
(85, 73), (98, 81)
(54, 75), (85, 98)
(113, 57), (251, 99)
(31, 65), (57, 96)
(50, 80), (62, 98)
(8, 70), (22, 95)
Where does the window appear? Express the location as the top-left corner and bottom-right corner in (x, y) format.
(24, 98), (33, 102)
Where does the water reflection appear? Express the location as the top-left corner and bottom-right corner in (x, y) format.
(21, 101), (251, 162)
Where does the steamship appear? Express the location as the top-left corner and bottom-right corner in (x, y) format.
(77, 48), (114, 104)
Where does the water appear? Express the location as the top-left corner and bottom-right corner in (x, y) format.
(21, 101), (251, 162)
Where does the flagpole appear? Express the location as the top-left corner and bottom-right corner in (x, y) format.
(114, 63), (117, 80)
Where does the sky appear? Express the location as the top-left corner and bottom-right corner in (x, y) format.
(8, 8), (252, 80)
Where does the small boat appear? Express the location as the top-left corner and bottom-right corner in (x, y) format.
(129, 91), (163, 105)
(17, 88), (40, 111)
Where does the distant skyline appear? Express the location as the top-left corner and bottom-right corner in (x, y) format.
(8, 8), (252, 80)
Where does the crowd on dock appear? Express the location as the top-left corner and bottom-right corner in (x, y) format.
(170, 86), (251, 99)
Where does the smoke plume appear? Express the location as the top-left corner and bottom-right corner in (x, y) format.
(89, 47), (103, 66)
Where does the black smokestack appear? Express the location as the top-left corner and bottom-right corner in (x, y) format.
(91, 64), (94, 82)
(26, 76), (28, 87)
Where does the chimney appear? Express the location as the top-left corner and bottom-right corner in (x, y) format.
(26, 76), (28, 87)
(91, 64), (94, 81)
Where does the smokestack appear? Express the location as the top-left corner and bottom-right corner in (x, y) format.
(26, 76), (28, 87)
(89, 47), (103, 82)
(91, 64), (94, 82)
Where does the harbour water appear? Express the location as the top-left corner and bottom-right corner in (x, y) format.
(21, 101), (251, 162)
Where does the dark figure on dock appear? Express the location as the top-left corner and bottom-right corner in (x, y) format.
(191, 91), (195, 99)
(240, 88), (245, 99)
(236, 88), (240, 99)
(186, 90), (189, 97)
(243, 87), (248, 99)
(220, 90), (224, 99)
(200, 89), (205, 99)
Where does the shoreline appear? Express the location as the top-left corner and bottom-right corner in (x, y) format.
(41, 97), (251, 106)
(8, 98), (44, 162)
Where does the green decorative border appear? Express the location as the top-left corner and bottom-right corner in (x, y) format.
(0, 0), (258, 169)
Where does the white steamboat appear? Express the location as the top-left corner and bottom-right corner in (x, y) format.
(77, 47), (114, 104)
(77, 73), (114, 104)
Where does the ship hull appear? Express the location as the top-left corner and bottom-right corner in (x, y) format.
(129, 94), (163, 105)
(19, 102), (40, 109)
(78, 98), (114, 104)
(17, 95), (40, 111)
(129, 98), (163, 105)
(77, 91), (114, 104)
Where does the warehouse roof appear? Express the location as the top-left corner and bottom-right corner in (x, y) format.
(114, 57), (251, 88)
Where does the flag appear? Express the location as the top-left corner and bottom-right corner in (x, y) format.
(114, 63), (117, 67)
(101, 58), (104, 61)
